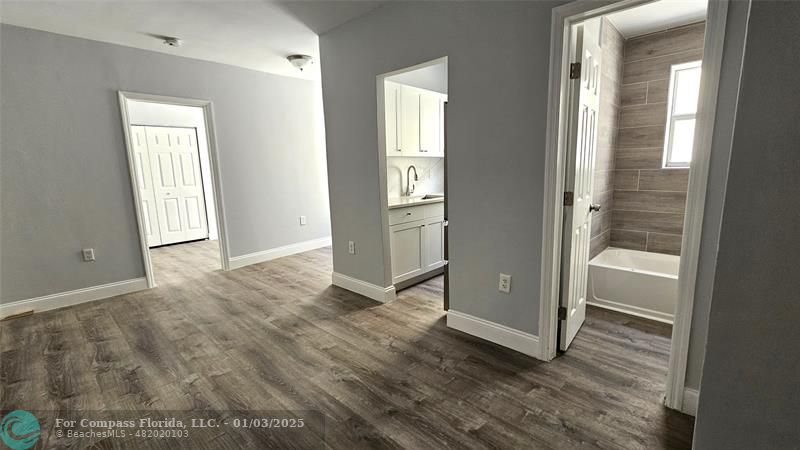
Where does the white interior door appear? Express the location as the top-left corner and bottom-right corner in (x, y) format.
(131, 126), (163, 247)
(559, 19), (602, 351)
(145, 126), (209, 246)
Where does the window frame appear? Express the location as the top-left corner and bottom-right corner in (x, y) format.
(662, 60), (702, 168)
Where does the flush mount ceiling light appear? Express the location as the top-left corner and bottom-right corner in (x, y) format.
(287, 54), (313, 71)
(163, 36), (183, 47)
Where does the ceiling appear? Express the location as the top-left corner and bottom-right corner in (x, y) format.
(606, 0), (707, 38)
(0, 1), (385, 79)
(387, 62), (448, 94)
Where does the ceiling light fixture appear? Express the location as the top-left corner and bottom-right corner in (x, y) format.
(287, 54), (313, 71)
(163, 37), (183, 47)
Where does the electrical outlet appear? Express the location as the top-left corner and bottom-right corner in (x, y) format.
(348, 241), (355, 255)
(498, 273), (511, 293)
(299, 215), (307, 226)
(82, 248), (96, 262)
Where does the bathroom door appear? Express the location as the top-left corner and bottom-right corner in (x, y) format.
(559, 18), (602, 351)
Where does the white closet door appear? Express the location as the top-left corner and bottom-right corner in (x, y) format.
(131, 126), (162, 247)
(145, 126), (209, 246)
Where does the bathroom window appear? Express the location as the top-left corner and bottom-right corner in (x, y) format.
(663, 60), (702, 168)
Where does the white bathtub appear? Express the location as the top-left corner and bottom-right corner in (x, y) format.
(588, 247), (679, 324)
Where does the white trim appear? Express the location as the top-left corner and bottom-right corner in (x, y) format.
(447, 310), (541, 358)
(682, 388), (699, 416)
(229, 237), (332, 270)
(539, 0), (730, 413)
(332, 272), (397, 303)
(118, 91), (231, 289)
(0, 278), (147, 318)
(587, 300), (673, 325)
(665, 0), (730, 412)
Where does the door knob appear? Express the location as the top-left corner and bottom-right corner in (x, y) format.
(589, 204), (601, 212)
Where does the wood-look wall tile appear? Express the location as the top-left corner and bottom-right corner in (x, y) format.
(646, 233), (682, 255)
(600, 73), (621, 107)
(622, 48), (704, 84)
(593, 189), (614, 215)
(615, 147), (663, 170)
(612, 210), (685, 234)
(593, 169), (614, 195)
(610, 229), (647, 251)
(590, 230), (611, 260)
(623, 22), (706, 62)
(646, 79), (669, 104)
(638, 169), (690, 191)
(618, 125), (665, 148)
(619, 103), (668, 128)
(621, 83), (647, 106)
(613, 170), (639, 190)
(613, 190), (687, 214)
(591, 209), (611, 238)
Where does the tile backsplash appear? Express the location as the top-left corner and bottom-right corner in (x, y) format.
(387, 156), (444, 198)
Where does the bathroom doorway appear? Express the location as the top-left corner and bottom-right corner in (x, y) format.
(539, 0), (730, 415)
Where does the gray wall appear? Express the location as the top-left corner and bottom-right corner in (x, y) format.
(0, 25), (330, 303)
(321, 1), (560, 334)
(694, 1), (800, 447)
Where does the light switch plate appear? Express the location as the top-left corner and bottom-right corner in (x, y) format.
(299, 215), (307, 225)
(348, 241), (355, 255)
(498, 273), (511, 293)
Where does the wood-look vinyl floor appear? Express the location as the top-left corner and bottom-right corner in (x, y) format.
(0, 240), (693, 449)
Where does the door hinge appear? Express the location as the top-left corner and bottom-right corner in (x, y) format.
(569, 62), (581, 79)
(443, 220), (449, 227)
(558, 306), (568, 320)
(443, 260), (449, 266)
(563, 191), (574, 206)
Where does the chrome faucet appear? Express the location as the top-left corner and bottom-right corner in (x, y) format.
(406, 165), (418, 196)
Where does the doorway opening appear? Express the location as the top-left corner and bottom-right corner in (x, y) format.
(540, 0), (729, 415)
(376, 57), (449, 309)
(119, 92), (230, 288)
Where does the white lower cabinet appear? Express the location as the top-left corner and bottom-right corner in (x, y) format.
(389, 202), (445, 284)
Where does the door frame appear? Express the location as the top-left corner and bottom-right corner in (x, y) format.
(538, 0), (729, 413)
(375, 56), (448, 294)
(118, 91), (231, 288)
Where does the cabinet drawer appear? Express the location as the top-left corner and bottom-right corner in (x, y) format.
(426, 202), (444, 218)
(389, 206), (425, 225)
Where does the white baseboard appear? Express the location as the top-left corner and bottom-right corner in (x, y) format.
(682, 388), (699, 416)
(0, 278), (148, 318)
(587, 300), (674, 324)
(228, 237), (331, 270)
(331, 272), (396, 303)
(447, 310), (541, 358)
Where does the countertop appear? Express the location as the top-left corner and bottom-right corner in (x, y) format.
(388, 195), (445, 209)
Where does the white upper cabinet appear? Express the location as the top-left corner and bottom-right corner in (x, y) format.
(400, 85), (420, 156)
(419, 92), (441, 156)
(385, 81), (401, 154)
(385, 82), (446, 157)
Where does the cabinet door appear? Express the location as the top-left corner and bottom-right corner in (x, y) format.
(385, 82), (401, 154)
(400, 86), (420, 156)
(423, 216), (445, 271)
(419, 92), (440, 155)
(390, 219), (425, 283)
